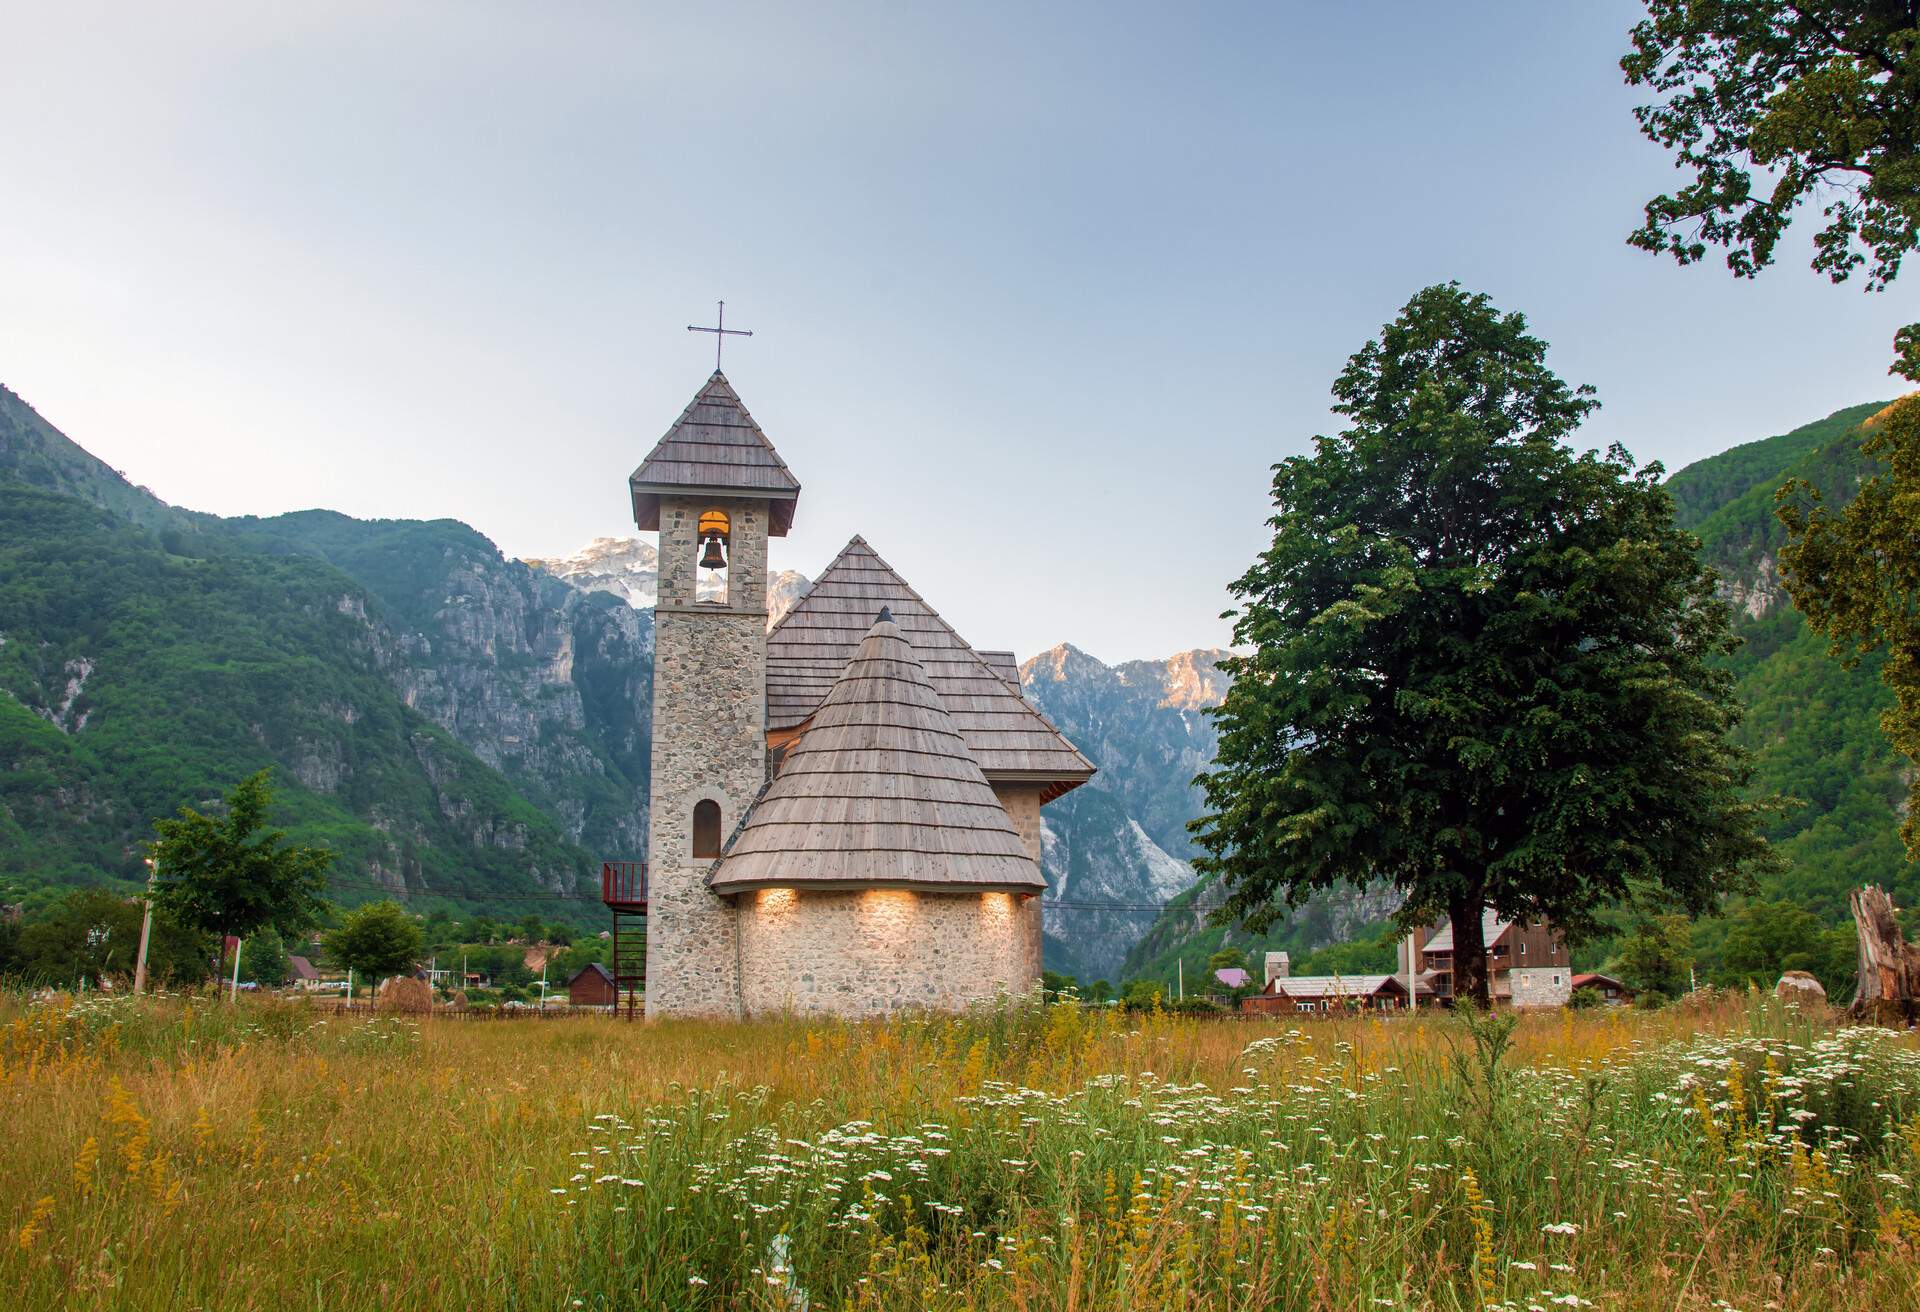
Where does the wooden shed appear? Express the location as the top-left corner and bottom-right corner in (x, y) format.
(567, 962), (618, 1009)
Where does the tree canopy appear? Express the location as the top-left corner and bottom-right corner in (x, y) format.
(148, 769), (333, 948)
(1777, 394), (1920, 853)
(1190, 283), (1774, 1003)
(1622, 2), (1920, 376)
(324, 900), (423, 987)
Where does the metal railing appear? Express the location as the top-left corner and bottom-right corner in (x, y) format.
(601, 860), (647, 906)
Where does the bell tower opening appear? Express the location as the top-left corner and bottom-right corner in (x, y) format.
(695, 508), (730, 605)
(692, 798), (722, 858)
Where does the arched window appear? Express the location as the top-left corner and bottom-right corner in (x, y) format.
(692, 799), (722, 858)
(695, 509), (730, 605)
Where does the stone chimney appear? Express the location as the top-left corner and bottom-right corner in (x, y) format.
(1264, 951), (1290, 987)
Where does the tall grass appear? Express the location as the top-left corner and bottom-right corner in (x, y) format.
(2, 988), (1916, 1310)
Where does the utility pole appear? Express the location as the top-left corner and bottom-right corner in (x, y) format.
(230, 937), (243, 1004)
(1177, 958), (1184, 1002)
(133, 857), (157, 995)
(1406, 929), (1418, 1014)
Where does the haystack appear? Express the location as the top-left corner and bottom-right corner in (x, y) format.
(376, 975), (433, 1013)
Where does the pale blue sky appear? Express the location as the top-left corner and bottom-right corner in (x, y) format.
(2, 3), (1911, 661)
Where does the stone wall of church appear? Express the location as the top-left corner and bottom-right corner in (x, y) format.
(993, 783), (1047, 984)
(645, 494), (772, 1018)
(735, 887), (1038, 1017)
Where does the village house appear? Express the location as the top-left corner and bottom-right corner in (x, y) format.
(1571, 972), (1635, 1006)
(1240, 949), (1433, 1015)
(614, 372), (1095, 1020)
(1402, 912), (1574, 1008)
(567, 962), (618, 1009)
(286, 955), (323, 991)
(1243, 974), (1415, 1015)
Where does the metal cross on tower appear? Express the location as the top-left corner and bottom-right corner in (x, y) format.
(687, 300), (752, 371)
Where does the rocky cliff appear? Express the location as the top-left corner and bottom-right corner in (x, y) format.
(234, 513), (657, 862)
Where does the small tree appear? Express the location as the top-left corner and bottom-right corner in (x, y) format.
(240, 927), (291, 987)
(1618, 915), (1695, 999)
(324, 901), (422, 1001)
(148, 769), (332, 985)
(1206, 948), (1248, 975)
(1717, 900), (1859, 996)
(1191, 285), (1773, 1004)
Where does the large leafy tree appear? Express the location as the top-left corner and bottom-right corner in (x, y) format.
(1777, 394), (1920, 847)
(1621, 2), (1920, 377)
(148, 769), (333, 961)
(1191, 284), (1774, 1004)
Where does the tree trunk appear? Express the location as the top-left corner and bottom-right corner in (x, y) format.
(1851, 885), (1920, 1025)
(1451, 897), (1491, 1008)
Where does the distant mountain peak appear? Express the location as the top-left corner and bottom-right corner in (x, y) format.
(1022, 644), (1232, 710)
(526, 533), (811, 624)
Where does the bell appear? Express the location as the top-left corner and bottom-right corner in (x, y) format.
(699, 534), (727, 570)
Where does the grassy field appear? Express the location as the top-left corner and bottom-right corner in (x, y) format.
(2, 991), (1918, 1311)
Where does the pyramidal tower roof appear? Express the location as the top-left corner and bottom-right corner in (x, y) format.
(710, 613), (1045, 894)
(629, 371), (802, 536)
(768, 536), (1094, 798)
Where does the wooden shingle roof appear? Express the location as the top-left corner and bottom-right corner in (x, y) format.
(629, 371), (801, 536)
(711, 613), (1046, 894)
(766, 537), (1094, 799)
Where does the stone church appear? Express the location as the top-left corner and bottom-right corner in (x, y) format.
(632, 372), (1094, 1018)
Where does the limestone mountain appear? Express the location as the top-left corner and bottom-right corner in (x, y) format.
(1011, 645), (1224, 981)
(229, 513), (656, 860)
(1020, 644), (1229, 860)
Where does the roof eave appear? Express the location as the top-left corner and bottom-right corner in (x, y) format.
(981, 766), (1096, 804)
(711, 875), (1046, 896)
(630, 483), (800, 536)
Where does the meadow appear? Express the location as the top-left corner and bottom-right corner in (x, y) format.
(3, 991), (1918, 1312)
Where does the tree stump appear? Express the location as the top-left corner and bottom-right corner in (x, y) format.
(1850, 885), (1920, 1026)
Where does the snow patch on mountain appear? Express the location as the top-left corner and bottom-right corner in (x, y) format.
(525, 537), (659, 608)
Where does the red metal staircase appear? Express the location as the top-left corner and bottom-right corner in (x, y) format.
(601, 861), (647, 1019)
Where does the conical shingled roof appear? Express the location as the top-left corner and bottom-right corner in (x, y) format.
(767, 537), (1094, 799)
(710, 613), (1045, 894)
(629, 371), (801, 536)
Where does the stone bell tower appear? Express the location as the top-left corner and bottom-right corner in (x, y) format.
(629, 371), (801, 1017)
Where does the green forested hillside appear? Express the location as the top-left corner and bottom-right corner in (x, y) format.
(0, 483), (596, 912)
(0, 385), (191, 536)
(1690, 402), (1914, 917)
